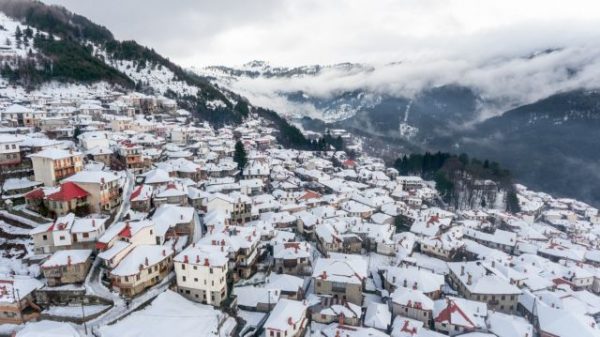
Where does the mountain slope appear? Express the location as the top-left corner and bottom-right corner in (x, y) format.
(0, 0), (244, 125)
(449, 90), (600, 205)
(199, 62), (600, 206)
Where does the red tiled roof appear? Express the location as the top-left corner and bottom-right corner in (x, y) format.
(130, 185), (143, 201)
(119, 223), (132, 238)
(47, 182), (89, 201)
(299, 190), (321, 200)
(434, 299), (475, 328)
(25, 188), (44, 200)
(342, 159), (356, 167)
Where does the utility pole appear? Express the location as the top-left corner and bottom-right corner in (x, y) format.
(14, 288), (23, 323)
(81, 301), (88, 335)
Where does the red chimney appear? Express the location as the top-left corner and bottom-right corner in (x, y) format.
(287, 317), (293, 326)
(183, 255), (189, 263)
(321, 270), (328, 280)
(204, 258), (210, 266)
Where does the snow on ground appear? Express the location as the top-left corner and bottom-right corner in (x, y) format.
(0, 323), (20, 336)
(98, 289), (233, 337)
(235, 271), (267, 287)
(0, 80), (116, 102)
(43, 304), (110, 318)
(0, 256), (39, 277)
(237, 309), (266, 328)
(107, 58), (197, 97)
(0, 13), (40, 58)
(0, 220), (32, 235)
(0, 210), (43, 228)
(86, 273), (174, 331)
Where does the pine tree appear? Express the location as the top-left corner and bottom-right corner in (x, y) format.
(506, 191), (521, 213)
(233, 140), (248, 171)
(15, 26), (22, 41)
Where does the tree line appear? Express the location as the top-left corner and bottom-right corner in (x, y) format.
(394, 152), (521, 212)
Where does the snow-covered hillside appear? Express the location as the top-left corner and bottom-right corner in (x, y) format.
(0, 11), (234, 111)
(0, 12), (39, 58)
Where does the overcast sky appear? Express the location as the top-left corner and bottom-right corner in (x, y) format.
(42, 0), (600, 68)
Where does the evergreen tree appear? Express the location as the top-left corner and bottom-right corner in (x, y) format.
(506, 191), (521, 213)
(233, 140), (248, 171)
(234, 100), (250, 117)
(15, 26), (22, 41)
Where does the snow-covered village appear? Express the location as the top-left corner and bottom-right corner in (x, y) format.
(0, 1), (599, 337)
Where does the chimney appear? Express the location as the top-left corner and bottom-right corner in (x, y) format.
(67, 255), (72, 266)
(461, 265), (465, 276)
(92, 219), (96, 228)
(491, 260), (496, 268)
(413, 282), (418, 290)
(467, 273), (472, 285)
(204, 258), (210, 266)
(321, 270), (328, 280)
(162, 249), (166, 256)
(145, 257), (149, 266)
(288, 317), (293, 326)
(338, 312), (345, 326)
(183, 255), (189, 263)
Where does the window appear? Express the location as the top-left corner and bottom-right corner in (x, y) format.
(182, 276), (187, 282)
(83, 233), (89, 238)
(270, 331), (274, 337)
(210, 268), (213, 274)
(42, 235), (48, 240)
(136, 275), (140, 281)
(59, 236), (65, 240)
(194, 278), (198, 282)
(182, 264), (186, 270)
